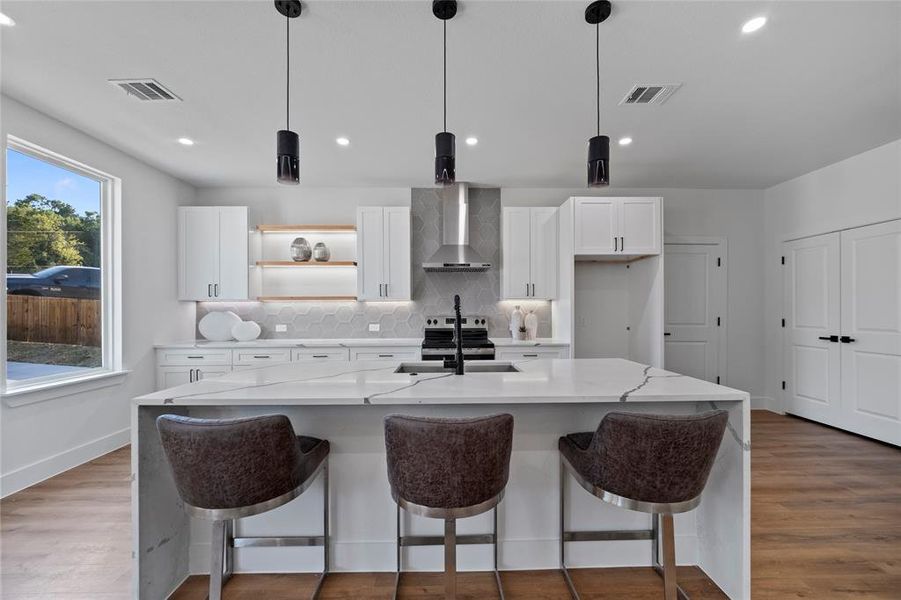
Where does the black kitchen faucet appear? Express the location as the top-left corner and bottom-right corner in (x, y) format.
(443, 294), (465, 375)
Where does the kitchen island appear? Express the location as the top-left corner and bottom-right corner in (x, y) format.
(132, 358), (750, 599)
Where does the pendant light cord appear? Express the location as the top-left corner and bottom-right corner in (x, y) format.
(596, 22), (600, 136)
(443, 18), (447, 133)
(286, 15), (290, 130)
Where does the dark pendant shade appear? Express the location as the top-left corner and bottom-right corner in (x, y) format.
(435, 131), (456, 185)
(277, 129), (300, 185)
(587, 134), (610, 187)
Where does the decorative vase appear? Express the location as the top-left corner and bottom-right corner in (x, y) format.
(313, 242), (331, 262)
(198, 311), (242, 342)
(510, 305), (524, 339)
(291, 237), (312, 262)
(524, 310), (538, 340)
(231, 320), (262, 342)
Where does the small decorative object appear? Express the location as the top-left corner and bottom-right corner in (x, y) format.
(231, 320), (262, 342)
(291, 237), (312, 261)
(515, 325), (528, 341)
(510, 305), (525, 340)
(524, 310), (538, 341)
(313, 242), (331, 262)
(198, 311), (242, 342)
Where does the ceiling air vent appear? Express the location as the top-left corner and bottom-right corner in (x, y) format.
(109, 78), (182, 101)
(619, 83), (681, 106)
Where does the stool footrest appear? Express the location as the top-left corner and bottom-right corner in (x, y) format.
(400, 533), (495, 547)
(232, 535), (324, 548)
(563, 529), (654, 542)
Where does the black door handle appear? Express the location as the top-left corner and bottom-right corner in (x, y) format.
(818, 335), (839, 342)
(840, 336), (856, 343)
(664, 332), (672, 336)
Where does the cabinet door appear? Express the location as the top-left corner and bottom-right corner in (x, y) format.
(839, 220), (901, 445)
(179, 207), (219, 300)
(383, 207), (411, 300)
(196, 366), (230, 381)
(574, 199), (617, 254)
(156, 366), (193, 390)
(357, 207), (385, 300)
(216, 207), (248, 300)
(619, 198), (661, 255)
(502, 208), (533, 298)
(783, 233), (842, 427)
(530, 208), (558, 299)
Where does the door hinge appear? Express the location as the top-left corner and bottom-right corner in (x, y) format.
(782, 380), (786, 390)
(781, 318), (785, 328)
(717, 257), (722, 267)
(717, 317), (721, 326)
(716, 376), (721, 384)
(781, 256), (785, 265)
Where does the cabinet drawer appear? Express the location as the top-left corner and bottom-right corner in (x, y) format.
(157, 348), (232, 366)
(156, 366), (230, 390)
(292, 349), (350, 362)
(350, 348), (420, 361)
(496, 348), (567, 360)
(233, 349), (292, 366)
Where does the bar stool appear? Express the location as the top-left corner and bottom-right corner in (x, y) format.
(157, 414), (330, 600)
(558, 410), (729, 600)
(384, 414), (514, 600)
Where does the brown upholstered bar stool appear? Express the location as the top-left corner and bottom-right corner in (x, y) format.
(157, 414), (330, 600)
(558, 410), (729, 600)
(384, 414), (514, 600)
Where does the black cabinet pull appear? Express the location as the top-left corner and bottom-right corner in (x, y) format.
(664, 332), (672, 336)
(818, 335), (839, 342)
(840, 336), (856, 343)
(378, 354), (394, 358)
(312, 355), (329, 358)
(253, 355), (270, 359)
(523, 353), (539, 358)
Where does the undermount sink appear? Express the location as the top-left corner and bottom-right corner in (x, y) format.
(394, 362), (521, 374)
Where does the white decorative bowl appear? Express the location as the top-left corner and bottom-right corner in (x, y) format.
(231, 320), (262, 342)
(198, 311), (242, 341)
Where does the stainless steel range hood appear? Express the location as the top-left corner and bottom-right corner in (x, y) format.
(423, 183), (492, 272)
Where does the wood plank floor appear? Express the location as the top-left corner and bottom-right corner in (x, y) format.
(1, 412), (898, 599)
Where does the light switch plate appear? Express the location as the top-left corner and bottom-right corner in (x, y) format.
(369, 323), (380, 332)
(275, 324), (287, 332)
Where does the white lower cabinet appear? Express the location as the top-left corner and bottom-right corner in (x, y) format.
(495, 347), (570, 360)
(292, 348), (350, 362)
(156, 365), (230, 389)
(349, 347), (420, 361)
(233, 349), (292, 367)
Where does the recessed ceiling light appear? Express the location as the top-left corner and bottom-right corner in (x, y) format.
(618, 137), (633, 146)
(741, 16), (766, 34)
(465, 137), (478, 146)
(336, 137), (350, 146)
(177, 137), (195, 146)
(0, 12), (15, 26)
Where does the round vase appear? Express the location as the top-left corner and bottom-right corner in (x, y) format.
(291, 237), (312, 262)
(313, 242), (331, 262)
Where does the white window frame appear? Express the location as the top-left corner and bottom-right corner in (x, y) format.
(2, 136), (124, 405)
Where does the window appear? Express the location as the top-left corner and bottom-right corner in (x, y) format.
(3, 137), (121, 398)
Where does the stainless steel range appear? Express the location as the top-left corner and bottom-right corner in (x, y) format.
(421, 315), (495, 361)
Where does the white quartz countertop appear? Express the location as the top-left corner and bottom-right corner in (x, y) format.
(154, 337), (570, 349)
(135, 358), (747, 407)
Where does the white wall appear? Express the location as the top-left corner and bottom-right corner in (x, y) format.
(0, 96), (197, 496)
(762, 139), (901, 412)
(503, 187), (767, 402)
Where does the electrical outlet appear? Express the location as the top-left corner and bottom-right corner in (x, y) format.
(369, 323), (380, 332)
(275, 324), (287, 333)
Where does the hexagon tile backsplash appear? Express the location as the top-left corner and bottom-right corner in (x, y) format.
(196, 187), (552, 340)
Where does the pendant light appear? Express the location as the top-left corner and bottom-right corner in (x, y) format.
(433, 0), (457, 185)
(586, 1), (611, 187)
(275, 0), (302, 185)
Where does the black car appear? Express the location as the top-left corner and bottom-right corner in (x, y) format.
(6, 266), (101, 299)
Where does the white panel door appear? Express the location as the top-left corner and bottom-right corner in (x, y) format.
(784, 233), (842, 426)
(620, 198), (661, 255)
(530, 207), (559, 299)
(502, 208), (533, 298)
(574, 199), (616, 254)
(356, 207), (384, 300)
(383, 207), (411, 300)
(179, 207), (219, 300)
(216, 207), (248, 300)
(664, 243), (724, 382)
(839, 220), (901, 445)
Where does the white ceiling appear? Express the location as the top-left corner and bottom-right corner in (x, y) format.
(1, 1), (899, 189)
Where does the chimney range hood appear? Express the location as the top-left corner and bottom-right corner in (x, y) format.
(422, 183), (492, 272)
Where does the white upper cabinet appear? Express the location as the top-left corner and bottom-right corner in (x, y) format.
(178, 206), (248, 301)
(573, 197), (661, 257)
(502, 207), (558, 299)
(357, 206), (411, 301)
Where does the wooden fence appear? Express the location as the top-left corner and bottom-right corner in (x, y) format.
(6, 295), (101, 347)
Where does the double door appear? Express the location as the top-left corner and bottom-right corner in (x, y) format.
(784, 220), (900, 445)
(502, 207), (558, 299)
(178, 206), (248, 300)
(573, 197), (661, 256)
(356, 207), (411, 300)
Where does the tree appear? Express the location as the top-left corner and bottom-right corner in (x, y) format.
(6, 194), (97, 272)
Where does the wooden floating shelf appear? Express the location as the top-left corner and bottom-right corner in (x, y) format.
(256, 295), (358, 302)
(255, 260), (357, 267)
(256, 224), (356, 233)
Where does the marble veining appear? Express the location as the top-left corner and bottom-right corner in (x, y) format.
(708, 400), (752, 451)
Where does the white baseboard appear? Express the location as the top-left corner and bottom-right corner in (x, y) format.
(0, 427), (130, 498)
(751, 396), (783, 413)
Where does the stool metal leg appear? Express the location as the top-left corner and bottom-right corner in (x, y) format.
(559, 459), (580, 600)
(445, 518), (457, 600)
(209, 520), (227, 600)
(223, 519), (234, 585)
(493, 506), (505, 600)
(393, 503), (401, 600)
(310, 459), (329, 600)
(651, 514), (690, 600)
